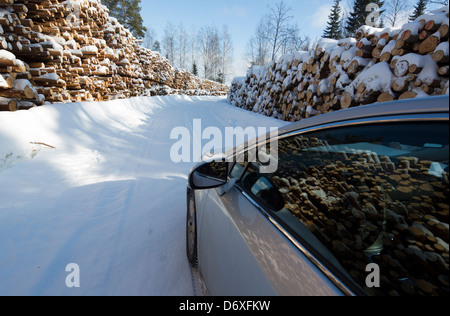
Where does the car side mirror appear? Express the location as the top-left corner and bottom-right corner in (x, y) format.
(189, 159), (228, 190)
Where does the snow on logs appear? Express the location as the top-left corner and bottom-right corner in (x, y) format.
(228, 6), (449, 122)
(0, 0), (228, 112)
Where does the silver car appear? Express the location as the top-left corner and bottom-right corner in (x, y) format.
(186, 95), (449, 296)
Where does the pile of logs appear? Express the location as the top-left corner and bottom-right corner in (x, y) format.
(0, 0), (228, 112)
(273, 134), (449, 296)
(228, 6), (449, 122)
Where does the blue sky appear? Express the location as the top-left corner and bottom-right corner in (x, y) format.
(140, 0), (338, 78)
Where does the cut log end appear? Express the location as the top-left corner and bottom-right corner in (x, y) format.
(340, 92), (356, 109)
(419, 35), (439, 55)
(433, 50), (449, 64)
(377, 91), (395, 103)
(0, 98), (18, 111)
(399, 91), (417, 100)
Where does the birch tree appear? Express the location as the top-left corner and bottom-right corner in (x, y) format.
(246, 17), (271, 66)
(220, 25), (233, 84)
(197, 25), (221, 81)
(163, 22), (177, 66)
(177, 23), (188, 69)
(266, 0), (293, 61)
(384, 0), (410, 27)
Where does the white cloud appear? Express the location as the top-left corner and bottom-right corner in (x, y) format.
(310, 4), (333, 29)
(222, 6), (247, 19)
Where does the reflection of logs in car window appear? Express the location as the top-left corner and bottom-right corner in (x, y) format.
(209, 161), (227, 179)
(271, 134), (449, 296)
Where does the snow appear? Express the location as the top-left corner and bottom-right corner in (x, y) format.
(39, 73), (59, 81)
(352, 62), (393, 93)
(416, 6), (450, 25)
(318, 78), (332, 94)
(231, 77), (245, 85)
(435, 42), (449, 55)
(315, 38), (338, 52)
(0, 96), (287, 296)
(380, 39), (396, 55)
(400, 21), (422, 36)
(0, 49), (15, 61)
(0, 9), (14, 23)
(13, 79), (33, 91)
(416, 55), (440, 85)
(380, 26), (402, 37)
(358, 37), (371, 47)
(0, 74), (9, 89)
(356, 25), (385, 37)
(338, 37), (357, 48)
(330, 46), (346, 61)
(96, 65), (109, 75)
(336, 72), (351, 90)
(41, 40), (64, 52)
(81, 45), (99, 54)
(341, 46), (358, 69)
(391, 53), (440, 85)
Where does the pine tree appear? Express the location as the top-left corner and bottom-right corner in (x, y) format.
(152, 40), (161, 53)
(216, 72), (225, 84)
(345, 0), (385, 36)
(409, 0), (428, 21)
(323, 0), (343, 39)
(192, 62), (198, 76)
(103, 0), (147, 38)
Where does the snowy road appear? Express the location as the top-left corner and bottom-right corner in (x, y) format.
(0, 96), (286, 296)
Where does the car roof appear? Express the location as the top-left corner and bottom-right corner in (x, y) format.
(277, 95), (449, 137)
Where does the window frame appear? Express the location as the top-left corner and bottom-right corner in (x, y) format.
(228, 161), (247, 181)
(230, 112), (449, 296)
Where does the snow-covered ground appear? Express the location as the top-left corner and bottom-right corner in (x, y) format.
(0, 96), (286, 296)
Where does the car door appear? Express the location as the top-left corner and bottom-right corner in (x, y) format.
(197, 161), (344, 296)
(197, 176), (277, 296)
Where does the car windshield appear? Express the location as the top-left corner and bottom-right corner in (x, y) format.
(243, 121), (449, 296)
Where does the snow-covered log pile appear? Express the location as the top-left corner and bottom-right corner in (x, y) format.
(0, 0), (228, 112)
(228, 7), (449, 122)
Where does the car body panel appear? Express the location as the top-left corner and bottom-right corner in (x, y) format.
(196, 185), (344, 296)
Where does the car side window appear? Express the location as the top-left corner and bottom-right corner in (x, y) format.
(241, 163), (285, 211)
(230, 162), (246, 180)
(243, 121), (449, 296)
(230, 151), (251, 180)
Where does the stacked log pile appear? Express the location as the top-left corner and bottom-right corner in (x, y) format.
(0, 0), (228, 112)
(273, 135), (449, 295)
(228, 7), (449, 122)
